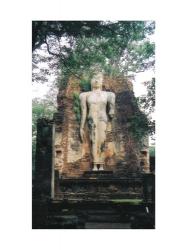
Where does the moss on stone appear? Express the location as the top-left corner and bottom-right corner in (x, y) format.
(73, 92), (81, 123)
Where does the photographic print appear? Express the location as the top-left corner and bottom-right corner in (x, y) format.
(32, 21), (155, 229)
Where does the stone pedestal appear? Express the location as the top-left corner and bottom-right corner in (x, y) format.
(54, 169), (144, 201)
(83, 170), (114, 178)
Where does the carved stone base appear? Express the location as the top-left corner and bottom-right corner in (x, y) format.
(83, 170), (114, 178)
(55, 173), (143, 201)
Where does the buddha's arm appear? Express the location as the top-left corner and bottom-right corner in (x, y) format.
(107, 92), (115, 119)
(79, 92), (87, 142)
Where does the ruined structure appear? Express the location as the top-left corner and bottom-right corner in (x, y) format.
(54, 75), (149, 178)
(33, 74), (154, 229)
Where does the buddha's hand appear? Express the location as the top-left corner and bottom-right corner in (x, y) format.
(109, 111), (114, 120)
(80, 128), (85, 143)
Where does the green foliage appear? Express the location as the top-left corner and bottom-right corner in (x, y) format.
(137, 77), (155, 114)
(72, 78), (90, 123)
(123, 42), (155, 74)
(32, 98), (55, 133)
(127, 78), (155, 143)
(127, 111), (149, 143)
(73, 77), (91, 123)
(73, 93), (81, 123)
(103, 64), (122, 77)
(149, 146), (155, 157)
(56, 69), (69, 88)
(137, 77), (155, 137)
(80, 79), (91, 92)
(32, 21), (155, 86)
(32, 97), (56, 171)
(32, 21), (107, 51)
(57, 22), (154, 85)
(32, 21), (155, 142)
(32, 21), (155, 52)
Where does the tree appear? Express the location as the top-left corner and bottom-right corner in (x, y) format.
(32, 85), (57, 171)
(32, 21), (155, 141)
(32, 21), (155, 85)
(137, 77), (155, 138)
(32, 21), (105, 52)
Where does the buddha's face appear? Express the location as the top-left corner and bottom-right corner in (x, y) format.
(91, 73), (103, 90)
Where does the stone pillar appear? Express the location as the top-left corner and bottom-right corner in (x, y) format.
(33, 118), (53, 200)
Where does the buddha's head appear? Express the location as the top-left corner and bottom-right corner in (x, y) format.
(91, 72), (103, 90)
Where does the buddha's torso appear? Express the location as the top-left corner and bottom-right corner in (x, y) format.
(86, 91), (108, 123)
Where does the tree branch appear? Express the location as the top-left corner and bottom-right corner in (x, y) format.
(45, 37), (60, 57)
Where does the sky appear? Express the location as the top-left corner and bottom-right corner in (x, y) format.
(32, 75), (56, 99)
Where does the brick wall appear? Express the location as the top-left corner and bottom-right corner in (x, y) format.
(53, 75), (149, 178)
